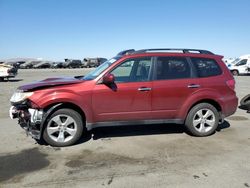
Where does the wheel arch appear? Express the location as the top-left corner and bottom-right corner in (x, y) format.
(188, 99), (222, 113)
(43, 102), (86, 123)
(39, 102), (87, 140)
(179, 98), (222, 122)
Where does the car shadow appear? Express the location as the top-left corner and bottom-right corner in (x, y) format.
(84, 120), (231, 143)
(1, 79), (23, 82)
(73, 124), (185, 145)
(91, 123), (185, 141)
(38, 121), (231, 147)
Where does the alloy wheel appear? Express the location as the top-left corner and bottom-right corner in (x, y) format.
(47, 114), (77, 143)
(192, 109), (216, 133)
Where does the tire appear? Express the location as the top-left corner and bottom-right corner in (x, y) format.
(239, 94), (250, 112)
(240, 94), (250, 106)
(232, 70), (239, 76)
(43, 108), (84, 147)
(185, 103), (219, 137)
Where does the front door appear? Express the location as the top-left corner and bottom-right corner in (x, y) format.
(92, 57), (153, 122)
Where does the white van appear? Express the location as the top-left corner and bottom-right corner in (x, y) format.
(0, 64), (18, 81)
(228, 54), (250, 76)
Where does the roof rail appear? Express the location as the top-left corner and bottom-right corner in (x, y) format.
(117, 49), (135, 56)
(134, 48), (214, 55)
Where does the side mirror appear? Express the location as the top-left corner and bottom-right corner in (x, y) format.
(103, 73), (115, 84)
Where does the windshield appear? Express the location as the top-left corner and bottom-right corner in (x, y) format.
(83, 57), (120, 80)
(231, 58), (240, 65)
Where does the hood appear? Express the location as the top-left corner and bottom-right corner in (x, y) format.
(0, 64), (13, 68)
(18, 76), (85, 92)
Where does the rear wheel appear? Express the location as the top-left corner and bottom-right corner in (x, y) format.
(43, 108), (84, 147)
(232, 70), (239, 76)
(185, 103), (219, 137)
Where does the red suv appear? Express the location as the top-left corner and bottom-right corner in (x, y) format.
(10, 49), (238, 146)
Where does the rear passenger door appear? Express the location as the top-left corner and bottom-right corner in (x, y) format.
(151, 56), (200, 119)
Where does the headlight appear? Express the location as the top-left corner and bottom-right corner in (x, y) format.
(10, 90), (34, 103)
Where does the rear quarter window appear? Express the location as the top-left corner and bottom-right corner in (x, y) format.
(191, 58), (222, 77)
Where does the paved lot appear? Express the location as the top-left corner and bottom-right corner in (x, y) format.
(0, 69), (249, 188)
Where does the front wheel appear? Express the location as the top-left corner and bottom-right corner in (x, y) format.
(43, 108), (84, 147)
(185, 103), (219, 137)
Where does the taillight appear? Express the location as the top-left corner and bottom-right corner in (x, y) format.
(226, 79), (235, 91)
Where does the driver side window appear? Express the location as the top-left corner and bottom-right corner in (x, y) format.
(111, 58), (152, 83)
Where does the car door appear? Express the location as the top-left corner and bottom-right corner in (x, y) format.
(151, 56), (199, 119)
(236, 59), (248, 73)
(92, 57), (153, 122)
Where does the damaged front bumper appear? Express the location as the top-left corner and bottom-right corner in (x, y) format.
(9, 105), (44, 139)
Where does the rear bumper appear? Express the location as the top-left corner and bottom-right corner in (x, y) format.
(222, 95), (238, 117)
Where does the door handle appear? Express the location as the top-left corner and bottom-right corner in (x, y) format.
(138, 87), (152, 91)
(188, 84), (200, 88)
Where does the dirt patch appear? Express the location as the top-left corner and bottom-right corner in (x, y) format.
(226, 116), (248, 121)
(65, 150), (142, 171)
(0, 148), (50, 182)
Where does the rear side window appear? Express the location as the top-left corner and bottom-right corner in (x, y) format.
(191, 58), (222, 77)
(155, 57), (191, 80)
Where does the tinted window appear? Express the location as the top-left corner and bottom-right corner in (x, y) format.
(191, 58), (222, 77)
(236, 59), (247, 66)
(111, 58), (152, 82)
(156, 57), (191, 80)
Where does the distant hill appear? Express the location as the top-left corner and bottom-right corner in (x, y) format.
(0, 58), (43, 63)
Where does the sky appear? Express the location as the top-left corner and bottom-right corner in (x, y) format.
(0, 0), (250, 61)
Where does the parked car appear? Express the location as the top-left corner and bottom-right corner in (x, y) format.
(10, 48), (238, 146)
(63, 59), (82, 68)
(20, 61), (42, 69)
(227, 54), (250, 76)
(51, 62), (64, 69)
(82, 58), (107, 68)
(0, 64), (18, 81)
(223, 58), (235, 65)
(33, 61), (52, 69)
(3, 61), (26, 69)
